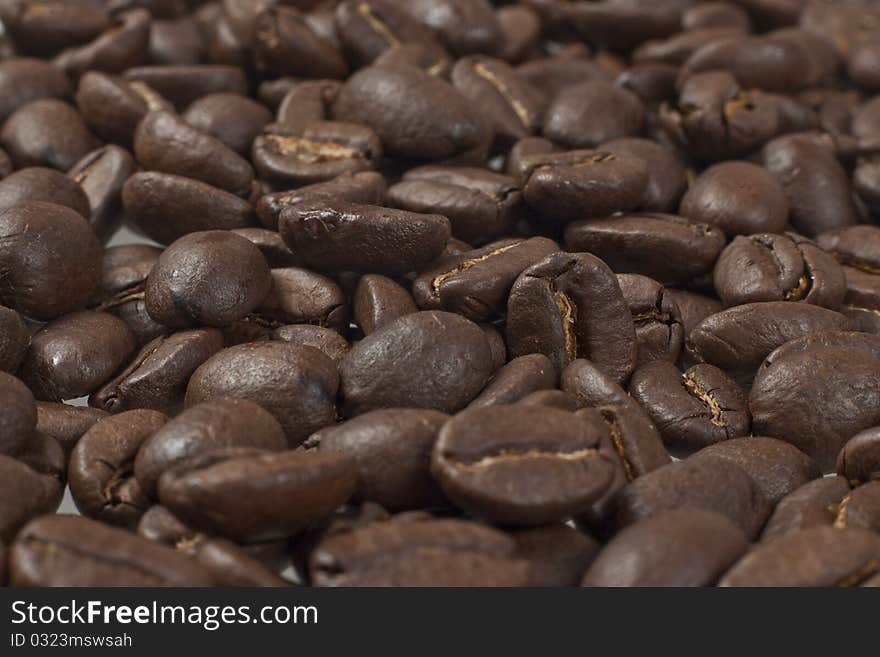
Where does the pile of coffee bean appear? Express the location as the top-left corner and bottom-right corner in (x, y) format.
(1, 0), (880, 588)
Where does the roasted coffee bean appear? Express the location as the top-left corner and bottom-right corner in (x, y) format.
(256, 170), (386, 231)
(69, 410), (167, 527)
(0, 306), (29, 374)
(468, 354), (556, 408)
(495, 5), (540, 64)
(0, 373), (36, 456)
(761, 476), (852, 542)
(510, 524), (598, 587)
(559, 359), (634, 410)
(35, 402), (107, 456)
(451, 56), (544, 143)
(616, 274), (684, 366)
(53, 7), (151, 77)
(600, 137), (687, 213)
(413, 237), (558, 322)
(664, 290), (723, 339)
(134, 398), (287, 499)
(279, 201), (450, 276)
(714, 234), (846, 309)
(68, 145), (137, 241)
(123, 65), (248, 110)
(148, 15), (204, 66)
(544, 80), (644, 149)
(0, 0), (110, 56)
(252, 7), (347, 80)
(833, 481), (880, 534)
(134, 110), (254, 197)
(91, 329), (223, 414)
(516, 390), (579, 412)
(565, 214), (726, 286)
(187, 342), (338, 447)
(275, 79), (341, 129)
(610, 457), (770, 539)
(432, 405), (615, 526)
(848, 40), (880, 92)
(340, 311), (495, 416)
(687, 301), (851, 383)
(0, 58), (72, 123)
(272, 325), (350, 365)
(75, 72), (172, 146)
(145, 230), (272, 328)
(158, 447), (357, 542)
(837, 427), (880, 485)
(353, 274), (417, 335)
(719, 526), (880, 587)
(629, 361), (750, 453)
(516, 150), (648, 221)
(750, 333), (880, 472)
(183, 93), (273, 156)
(373, 43), (452, 77)
(253, 121), (381, 187)
(1, 99), (100, 171)
(388, 166), (523, 245)
(616, 62), (679, 105)
(332, 64), (492, 163)
(315, 408), (449, 511)
(10, 514), (214, 586)
(245, 267), (349, 335)
(21, 311), (136, 402)
(507, 251), (637, 383)
(679, 161), (789, 237)
(762, 134), (859, 236)
(516, 52), (612, 100)
(405, 0), (500, 55)
(683, 3), (752, 31)
(635, 27), (745, 67)
(0, 166), (90, 218)
(0, 454), (62, 543)
(310, 517), (531, 587)
(123, 172), (256, 245)
(582, 509), (748, 587)
(228, 228), (297, 269)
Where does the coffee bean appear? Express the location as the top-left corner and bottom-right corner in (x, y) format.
(275, 79), (341, 129)
(0, 0), (110, 56)
(252, 7), (347, 80)
(373, 43), (452, 77)
(468, 354), (556, 408)
(35, 402), (108, 456)
(507, 251), (637, 383)
(353, 274), (417, 335)
(148, 14), (203, 66)
(600, 137), (687, 212)
(495, 5), (540, 65)
(837, 426), (880, 485)
(186, 342), (338, 447)
(53, 8), (151, 77)
(761, 476), (852, 542)
(134, 398), (287, 499)
(544, 80), (644, 148)
(340, 311), (495, 416)
(582, 509), (748, 587)
(0, 373), (36, 456)
(0, 306), (29, 374)
(69, 409), (167, 527)
(187, 537), (289, 587)
(68, 145), (138, 241)
(559, 359), (634, 410)
(0, 166), (90, 218)
(511, 524), (599, 587)
(0, 454), (62, 543)
(432, 405), (615, 526)
(0, 58), (72, 123)
(10, 514), (214, 586)
(183, 93), (272, 156)
(272, 325), (350, 365)
(2, 99), (100, 171)
(123, 65), (248, 110)
(617, 274), (685, 366)
(315, 408), (449, 511)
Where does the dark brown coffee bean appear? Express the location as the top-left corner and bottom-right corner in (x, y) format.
(68, 145), (137, 241)
(565, 213), (727, 286)
(340, 310), (494, 417)
(832, 481), (880, 534)
(629, 361), (750, 453)
(279, 201), (450, 276)
(679, 161), (789, 237)
(272, 324), (350, 365)
(468, 354), (556, 408)
(516, 390), (579, 412)
(145, 230), (272, 328)
(0, 202), (102, 321)
(69, 409), (167, 527)
(188, 537), (289, 587)
(372, 43), (452, 77)
(507, 251), (637, 383)
(837, 427), (880, 485)
(35, 402), (107, 456)
(617, 274), (684, 366)
(0, 166), (90, 218)
(616, 62), (679, 105)
(332, 64), (492, 163)
(509, 524), (598, 587)
(582, 509), (748, 587)
(275, 79), (341, 129)
(187, 342), (338, 447)
(123, 65), (248, 110)
(148, 14), (204, 66)
(252, 6), (347, 80)
(610, 457), (770, 539)
(413, 237), (558, 322)
(1, 99), (99, 171)
(0, 372), (36, 456)
(183, 93), (272, 156)
(230, 228), (298, 268)
(158, 448), (357, 542)
(687, 301), (852, 383)
(353, 274), (417, 335)
(600, 137), (687, 213)
(9, 514), (214, 586)
(665, 290), (723, 339)
(719, 526), (880, 587)
(256, 170), (386, 231)
(21, 311), (136, 402)
(134, 398), (287, 499)
(0, 306), (29, 374)
(684, 3), (752, 32)
(53, 7), (151, 77)
(0, 58), (72, 123)
(517, 150), (649, 221)
(714, 233), (847, 309)
(761, 475), (852, 542)
(388, 166), (523, 245)
(91, 329), (223, 414)
(559, 359), (634, 410)
(0, 0), (110, 55)
(495, 5), (540, 64)
(310, 517), (531, 586)
(432, 405), (615, 526)
(315, 408), (449, 511)
(544, 80), (644, 149)
(635, 27), (745, 67)
(252, 120), (381, 187)
(0, 454), (62, 543)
